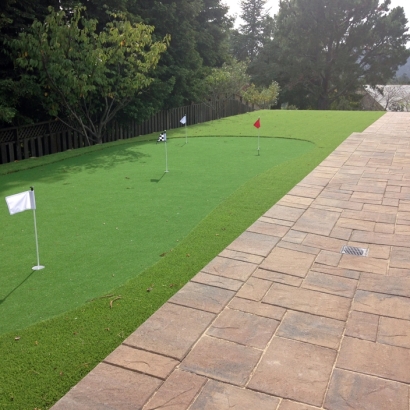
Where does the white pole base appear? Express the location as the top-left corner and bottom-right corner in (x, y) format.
(32, 265), (45, 271)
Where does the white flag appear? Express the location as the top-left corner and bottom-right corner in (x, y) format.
(5, 190), (36, 215)
(180, 115), (186, 125)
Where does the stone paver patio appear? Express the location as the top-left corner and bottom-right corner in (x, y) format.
(52, 112), (410, 409)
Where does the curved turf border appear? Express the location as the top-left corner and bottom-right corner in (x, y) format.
(0, 110), (384, 408)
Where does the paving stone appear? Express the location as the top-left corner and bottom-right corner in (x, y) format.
(313, 197), (363, 211)
(324, 368), (409, 410)
(201, 256), (257, 281)
(180, 336), (261, 387)
(236, 277), (272, 301)
(302, 271), (357, 298)
(51, 363), (162, 410)
(341, 209), (396, 224)
(258, 216), (294, 227)
(276, 240), (321, 255)
(246, 220), (290, 237)
(358, 273), (410, 297)
(260, 247), (316, 278)
(253, 268), (303, 287)
(104, 345), (178, 379)
(320, 190), (352, 201)
(190, 380), (280, 410)
(336, 217), (375, 232)
(124, 303), (215, 360)
(383, 197), (400, 207)
(311, 264), (360, 280)
(288, 185), (323, 199)
(330, 226), (352, 240)
(315, 250), (342, 267)
(301, 175), (332, 187)
(338, 254), (388, 275)
(353, 290), (410, 320)
(278, 194), (314, 209)
(276, 310), (344, 350)
(345, 311), (379, 342)
(207, 308), (279, 349)
(263, 283), (351, 321)
(228, 297), (286, 320)
(388, 267), (410, 277)
(362, 203), (398, 214)
(282, 229), (308, 244)
(191, 272), (243, 291)
(337, 337), (410, 384)
(390, 246), (410, 269)
(248, 337), (336, 407)
(263, 204), (305, 222)
(169, 282), (234, 314)
(363, 243), (391, 260)
(278, 400), (321, 410)
(218, 250), (264, 265)
(302, 233), (346, 253)
(340, 184), (386, 194)
(227, 231), (279, 257)
(350, 191), (384, 204)
(377, 316), (410, 349)
(293, 208), (340, 236)
(374, 222), (395, 233)
(143, 370), (206, 410)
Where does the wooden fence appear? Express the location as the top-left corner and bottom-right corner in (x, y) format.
(0, 99), (253, 165)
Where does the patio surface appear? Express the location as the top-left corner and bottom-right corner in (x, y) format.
(52, 112), (410, 409)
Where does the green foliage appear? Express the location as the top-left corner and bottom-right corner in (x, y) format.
(242, 81), (280, 108)
(262, 0), (410, 109)
(10, 6), (169, 143)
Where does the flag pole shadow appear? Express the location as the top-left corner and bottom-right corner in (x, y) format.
(0, 270), (36, 305)
(150, 173), (166, 183)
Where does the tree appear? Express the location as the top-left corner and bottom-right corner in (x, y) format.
(11, 6), (169, 143)
(242, 81), (280, 108)
(231, 0), (272, 62)
(270, 0), (410, 110)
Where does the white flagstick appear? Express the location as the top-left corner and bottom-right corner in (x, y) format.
(185, 122), (188, 144)
(30, 187), (44, 270)
(165, 140), (169, 173)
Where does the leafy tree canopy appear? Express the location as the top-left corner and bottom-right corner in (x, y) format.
(11, 6), (169, 143)
(262, 0), (410, 109)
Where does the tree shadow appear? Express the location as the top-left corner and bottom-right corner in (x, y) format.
(0, 270), (36, 305)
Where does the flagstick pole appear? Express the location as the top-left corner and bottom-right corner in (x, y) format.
(31, 189), (44, 270)
(165, 140), (169, 173)
(185, 123), (187, 144)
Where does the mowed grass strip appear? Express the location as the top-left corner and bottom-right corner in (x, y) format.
(0, 110), (383, 409)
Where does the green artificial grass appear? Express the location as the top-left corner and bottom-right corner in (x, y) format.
(0, 110), (383, 409)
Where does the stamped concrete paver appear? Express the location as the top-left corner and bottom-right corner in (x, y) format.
(51, 113), (410, 410)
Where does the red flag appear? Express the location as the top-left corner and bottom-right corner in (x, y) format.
(253, 118), (261, 129)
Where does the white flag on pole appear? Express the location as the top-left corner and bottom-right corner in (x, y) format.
(180, 115), (186, 125)
(5, 190), (36, 215)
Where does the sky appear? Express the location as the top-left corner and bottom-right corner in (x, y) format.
(223, 0), (410, 28)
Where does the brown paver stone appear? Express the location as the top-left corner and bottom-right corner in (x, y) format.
(302, 271), (357, 298)
(253, 268), (303, 287)
(248, 337), (336, 407)
(282, 229), (308, 244)
(330, 226), (352, 241)
(377, 316), (410, 349)
(336, 217), (375, 231)
(180, 336), (261, 387)
(293, 208), (340, 236)
(228, 297), (286, 320)
(313, 197), (363, 211)
(207, 308), (279, 349)
(388, 267), (410, 277)
(341, 209), (396, 224)
(143, 370), (206, 410)
(246, 220), (290, 237)
(191, 272), (243, 291)
(279, 400), (321, 410)
(391, 246), (410, 269)
(51, 363), (162, 410)
(324, 368), (409, 410)
(337, 337), (410, 384)
(311, 263), (360, 280)
(302, 234), (345, 253)
(345, 311), (379, 341)
(338, 254), (388, 275)
(227, 231), (279, 257)
(288, 185), (323, 199)
(358, 273), (410, 297)
(353, 289), (410, 320)
(276, 240), (321, 255)
(276, 310), (344, 350)
(350, 191), (383, 204)
(374, 222), (395, 233)
(201, 256), (257, 281)
(169, 282), (234, 314)
(218, 249), (264, 265)
(315, 250), (342, 267)
(263, 282), (351, 321)
(124, 303), (215, 360)
(236, 277), (272, 301)
(190, 380), (280, 410)
(264, 204), (305, 222)
(104, 345), (178, 379)
(278, 194), (314, 209)
(260, 247), (316, 278)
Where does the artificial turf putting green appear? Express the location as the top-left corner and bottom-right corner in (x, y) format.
(0, 110), (384, 409)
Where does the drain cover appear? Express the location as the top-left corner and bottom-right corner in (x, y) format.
(341, 246), (368, 257)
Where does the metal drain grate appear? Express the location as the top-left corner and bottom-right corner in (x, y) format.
(341, 246), (368, 257)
